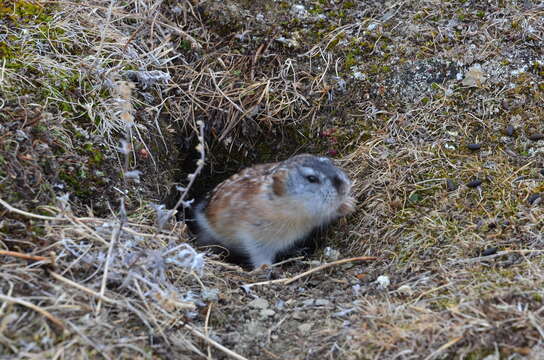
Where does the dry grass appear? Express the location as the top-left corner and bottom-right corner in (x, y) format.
(1, 0), (544, 359)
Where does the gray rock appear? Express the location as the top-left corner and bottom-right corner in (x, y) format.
(248, 298), (269, 310)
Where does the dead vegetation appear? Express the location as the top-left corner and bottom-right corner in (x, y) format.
(1, 0), (544, 359)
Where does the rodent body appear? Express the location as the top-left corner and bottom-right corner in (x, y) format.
(194, 154), (355, 268)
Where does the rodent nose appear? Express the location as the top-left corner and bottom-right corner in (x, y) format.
(332, 175), (346, 194)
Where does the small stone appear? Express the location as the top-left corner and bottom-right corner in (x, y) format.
(333, 308), (356, 317)
(505, 125), (514, 137)
(248, 298), (269, 310)
(462, 64), (487, 87)
(292, 311), (305, 320)
(528, 193), (541, 205)
(528, 133), (544, 141)
(540, 169), (544, 176)
(481, 247), (498, 256)
(323, 247), (340, 261)
(298, 323), (313, 334)
(260, 309), (276, 318)
(285, 299), (296, 307)
(245, 320), (266, 335)
(396, 284), (412, 296)
(446, 179), (458, 191)
(482, 353), (500, 360)
(314, 299), (330, 306)
(467, 143), (481, 150)
(466, 179), (483, 188)
(275, 300), (285, 310)
(201, 288), (219, 301)
(384, 137), (396, 145)
(376, 275), (390, 289)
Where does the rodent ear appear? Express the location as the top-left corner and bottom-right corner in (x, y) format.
(272, 170), (288, 196)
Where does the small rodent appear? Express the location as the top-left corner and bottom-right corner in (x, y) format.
(194, 154), (355, 268)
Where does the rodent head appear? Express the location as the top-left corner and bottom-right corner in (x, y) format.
(271, 154), (352, 222)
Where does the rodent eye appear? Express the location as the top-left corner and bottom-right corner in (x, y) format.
(306, 175), (319, 183)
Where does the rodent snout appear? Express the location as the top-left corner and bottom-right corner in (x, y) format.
(332, 174), (350, 195)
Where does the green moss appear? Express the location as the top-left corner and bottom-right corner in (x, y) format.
(308, 5), (324, 15)
(465, 349), (495, 360)
(0, 0), (51, 24)
(344, 53), (358, 70)
(83, 143), (104, 166)
(279, 1), (289, 9)
(178, 39), (191, 51)
(59, 171), (92, 198)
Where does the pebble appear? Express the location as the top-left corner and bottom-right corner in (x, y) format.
(466, 179), (483, 188)
(248, 298), (269, 310)
(467, 143), (481, 150)
(260, 309), (275, 318)
(528, 193), (541, 205)
(314, 299), (331, 306)
(446, 179), (458, 191)
(333, 308), (356, 317)
(505, 125), (514, 137)
(323, 247), (340, 261)
(298, 323), (313, 334)
(540, 169), (544, 176)
(292, 311), (305, 320)
(397, 284), (413, 296)
(528, 133), (544, 141)
(302, 299), (330, 307)
(376, 275), (390, 289)
(481, 247), (498, 256)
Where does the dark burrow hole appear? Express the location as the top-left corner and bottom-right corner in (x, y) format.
(161, 121), (339, 268)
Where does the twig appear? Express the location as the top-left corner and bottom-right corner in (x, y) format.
(208, 69), (245, 114)
(184, 323), (249, 360)
(261, 348), (281, 359)
(205, 303), (213, 360)
(0, 198), (64, 221)
(283, 256), (377, 285)
(529, 313), (544, 340)
(0, 250), (51, 263)
(66, 215), (110, 246)
(243, 256), (377, 289)
(270, 256), (304, 267)
(49, 271), (118, 305)
(451, 250), (544, 265)
(242, 278), (288, 289)
(0, 294), (65, 330)
(0, 199), (108, 246)
(96, 216), (124, 314)
(423, 336), (463, 360)
(170, 120), (206, 214)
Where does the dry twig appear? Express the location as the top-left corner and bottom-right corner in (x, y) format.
(49, 271), (118, 305)
(0, 250), (52, 263)
(0, 294), (65, 330)
(183, 323), (249, 360)
(243, 256), (377, 289)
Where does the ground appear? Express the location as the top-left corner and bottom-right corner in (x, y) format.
(1, 0), (544, 359)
